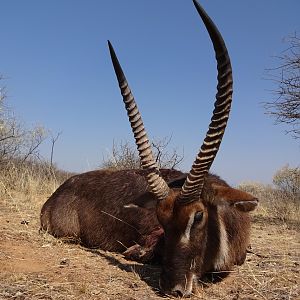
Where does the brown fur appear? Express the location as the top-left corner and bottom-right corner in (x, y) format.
(40, 169), (182, 251)
(41, 169), (257, 296)
(154, 181), (256, 296)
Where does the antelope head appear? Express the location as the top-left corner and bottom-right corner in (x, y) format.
(108, 0), (258, 296)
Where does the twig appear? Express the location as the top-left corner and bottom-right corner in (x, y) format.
(247, 249), (269, 259)
(100, 210), (142, 235)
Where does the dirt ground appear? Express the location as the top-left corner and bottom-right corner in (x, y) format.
(0, 192), (299, 300)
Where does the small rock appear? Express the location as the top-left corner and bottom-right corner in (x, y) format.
(129, 282), (139, 290)
(59, 258), (70, 267)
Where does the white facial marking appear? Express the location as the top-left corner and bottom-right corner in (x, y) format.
(214, 208), (229, 270)
(180, 213), (195, 244)
(190, 258), (196, 270)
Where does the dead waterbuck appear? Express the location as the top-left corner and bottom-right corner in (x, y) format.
(40, 0), (258, 297)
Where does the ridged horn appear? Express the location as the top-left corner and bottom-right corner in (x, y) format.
(108, 40), (169, 201)
(178, 0), (233, 204)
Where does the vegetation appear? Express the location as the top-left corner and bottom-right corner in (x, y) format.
(101, 137), (184, 170)
(264, 34), (300, 139)
(0, 78), (71, 198)
(0, 78), (47, 165)
(238, 165), (300, 223)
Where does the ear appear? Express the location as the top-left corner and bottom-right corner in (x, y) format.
(212, 184), (258, 212)
(123, 192), (158, 210)
(233, 200), (258, 212)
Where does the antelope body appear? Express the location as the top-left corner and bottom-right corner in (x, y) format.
(41, 0), (258, 297)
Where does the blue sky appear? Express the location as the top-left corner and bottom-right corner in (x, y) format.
(1, 0), (299, 185)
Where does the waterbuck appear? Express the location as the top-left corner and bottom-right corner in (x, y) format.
(40, 0), (258, 296)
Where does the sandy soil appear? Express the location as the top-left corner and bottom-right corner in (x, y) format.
(0, 193), (299, 300)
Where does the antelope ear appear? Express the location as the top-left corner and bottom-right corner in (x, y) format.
(124, 192), (158, 210)
(212, 184), (258, 212)
(233, 200), (258, 212)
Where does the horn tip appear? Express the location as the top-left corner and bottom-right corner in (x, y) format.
(107, 40), (125, 82)
(192, 0), (203, 11)
(192, 0), (208, 21)
(107, 40), (114, 55)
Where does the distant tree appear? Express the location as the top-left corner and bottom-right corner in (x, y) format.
(101, 137), (184, 170)
(264, 34), (300, 139)
(273, 165), (300, 204)
(50, 131), (62, 168)
(0, 76), (47, 165)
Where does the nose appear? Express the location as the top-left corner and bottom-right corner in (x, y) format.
(171, 289), (184, 297)
(159, 270), (193, 297)
(160, 282), (190, 297)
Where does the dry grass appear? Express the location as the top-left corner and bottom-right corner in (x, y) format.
(0, 168), (299, 299)
(238, 178), (300, 224)
(0, 160), (72, 198)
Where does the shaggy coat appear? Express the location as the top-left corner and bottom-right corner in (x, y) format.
(41, 168), (254, 271)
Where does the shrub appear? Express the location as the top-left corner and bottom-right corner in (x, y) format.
(101, 137), (184, 170)
(273, 165), (300, 203)
(238, 166), (300, 222)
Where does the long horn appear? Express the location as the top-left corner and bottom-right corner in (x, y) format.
(108, 41), (169, 201)
(178, 0), (233, 203)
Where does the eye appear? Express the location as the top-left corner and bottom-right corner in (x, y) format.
(194, 211), (203, 223)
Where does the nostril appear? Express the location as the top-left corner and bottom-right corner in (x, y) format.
(172, 290), (184, 297)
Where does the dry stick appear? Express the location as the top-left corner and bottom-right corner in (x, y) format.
(246, 249), (269, 259)
(100, 210), (142, 235)
(116, 240), (128, 250)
